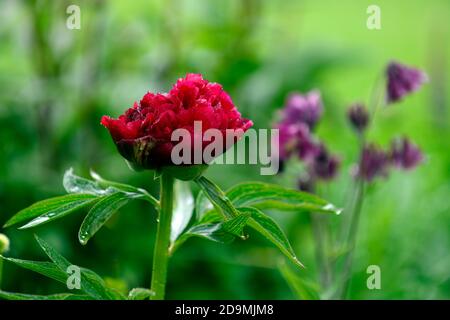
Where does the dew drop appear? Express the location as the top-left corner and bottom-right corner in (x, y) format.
(79, 233), (89, 245)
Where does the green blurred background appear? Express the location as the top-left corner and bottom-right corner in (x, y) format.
(0, 0), (449, 299)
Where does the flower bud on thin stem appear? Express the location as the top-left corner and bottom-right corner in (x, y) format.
(347, 103), (369, 133)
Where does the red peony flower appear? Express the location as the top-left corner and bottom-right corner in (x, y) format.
(101, 74), (252, 173)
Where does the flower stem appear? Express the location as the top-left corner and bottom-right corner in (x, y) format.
(335, 134), (366, 299)
(339, 177), (365, 299)
(311, 213), (332, 289)
(150, 172), (175, 300)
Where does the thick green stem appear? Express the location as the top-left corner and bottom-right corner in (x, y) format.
(150, 173), (175, 300)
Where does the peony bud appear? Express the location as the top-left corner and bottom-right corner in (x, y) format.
(101, 74), (252, 178)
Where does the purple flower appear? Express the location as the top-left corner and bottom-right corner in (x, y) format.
(358, 144), (389, 182)
(276, 122), (319, 161)
(310, 144), (340, 180)
(296, 124), (320, 160)
(390, 137), (423, 170)
(386, 61), (428, 103)
(276, 122), (302, 161)
(274, 90), (340, 183)
(347, 103), (369, 132)
(282, 90), (323, 129)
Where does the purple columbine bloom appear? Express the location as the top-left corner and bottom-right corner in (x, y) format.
(386, 61), (428, 103)
(296, 123), (320, 160)
(390, 137), (423, 170)
(347, 103), (369, 132)
(311, 144), (340, 180)
(358, 144), (389, 182)
(276, 122), (319, 161)
(276, 122), (302, 161)
(282, 90), (323, 129)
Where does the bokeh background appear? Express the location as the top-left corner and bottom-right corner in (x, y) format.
(1, 0), (449, 299)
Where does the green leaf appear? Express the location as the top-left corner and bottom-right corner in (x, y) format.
(2, 239), (124, 300)
(1, 256), (68, 284)
(78, 192), (144, 245)
(170, 181), (194, 244)
(90, 170), (159, 207)
(194, 176), (239, 219)
(64, 168), (116, 196)
(194, 191), (214, 221)
(1, 256), (115, 299)
(221, 212), (251, 238)
(184, 224), (235, 243)
(34, 235), (120, 300)
(170, 213), (250, 254)
(4, 194), (98, 228)
(239, 206), (305, 268)
(0, 290), (90, 300)
(127, 288), (155, 300)
(198, 209), (224, 224)
(227, 182), (341, 214)
(66, 168), (159, 207)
